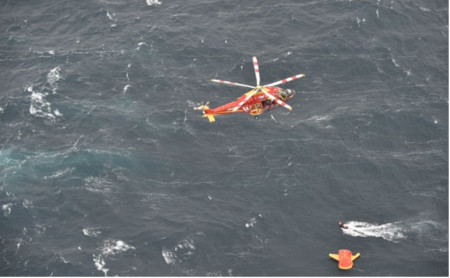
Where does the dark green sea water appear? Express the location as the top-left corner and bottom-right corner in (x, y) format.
(0, 0), (448, 276)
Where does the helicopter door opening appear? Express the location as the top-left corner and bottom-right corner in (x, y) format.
(250, 103), (263, 115)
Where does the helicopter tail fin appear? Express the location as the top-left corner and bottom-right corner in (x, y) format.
(194, 104), (215, 123)
(204, 113), (215, 123)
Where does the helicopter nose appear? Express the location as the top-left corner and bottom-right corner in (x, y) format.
(285, 89), (296, 98)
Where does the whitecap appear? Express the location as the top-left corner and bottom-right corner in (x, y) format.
(2, 203), (12, 216)
(106, 10), (114, 21)
(136, 42), (147, 51)
(356, 17), (366, 27)
(162, 248), (177, 264)
(161, 238), (196, 265)
(101, 239), (135, 256)
(82, 227), (101, 237)
(53, 108), (63, 117)
(22, 199), (32, 208)
(123, 84), (130, 94)
(93, 239), (135, 275)
(93, 254), (109, 276)
(391, 57), (400, 67)
(47, 66), (61, 94)
(146, 0), (162, 6)
(27, 67), (64, 121)
(245, 217), (257, 228)
(176, 239), (195, 251)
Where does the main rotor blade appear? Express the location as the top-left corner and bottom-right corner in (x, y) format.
(210, 79), (255, 89)
(232, 88), (259, 112)
(253, 56), (261, 87)
(264, 73), (305, 87)
(262, 88), (292, 111)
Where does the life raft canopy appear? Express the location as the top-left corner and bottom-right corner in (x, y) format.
(329, 249), (360, 270)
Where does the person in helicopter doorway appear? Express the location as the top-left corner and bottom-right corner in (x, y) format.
(338, 221), (348, 229)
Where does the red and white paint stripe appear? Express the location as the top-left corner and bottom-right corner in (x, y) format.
(253, 56), (261, 86)
(210, 79), (255, 89)
(265, 73), (305, 87)
(262, 89), (292, 111)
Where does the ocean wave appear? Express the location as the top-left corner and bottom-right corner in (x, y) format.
(27, 66), (63, 121)
(146, 0), (162, 6)
(2, 203), (13, 217)
(82, 227), (101, 237)
(93, 239), (135, 276)
(162, 238), (196, 265)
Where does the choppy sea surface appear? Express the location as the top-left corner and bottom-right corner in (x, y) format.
(0, 0), (448, 276)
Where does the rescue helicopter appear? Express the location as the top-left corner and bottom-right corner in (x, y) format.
(194, 56), (305, 123)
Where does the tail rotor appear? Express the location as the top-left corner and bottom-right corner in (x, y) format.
(194, 101), (215, 123)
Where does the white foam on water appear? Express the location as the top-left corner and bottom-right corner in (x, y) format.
(270, 114), (278, 123)
(82, 227), (101, 237)
(123, 84), (130, 94)
(245, 214), (262, 229)
(376, 62), (384, 73)
(29, 90), (55, 119)
(47, 66), (61, 94)
(22, 199), (33, 209)
(17, 238), (23, 250)
(342, 221), (406, 242)
(84, 176), (112, 193)
(58, 254), (69, 264)
(245, 217), (257, 228)
(162, 238), (196, 265)
(2, 203), (12, 216)
(53, 109), (62, 116)
(309, 114), (332, 122)
(419, 6), (431, 12)
(34, 223), (46, 235)
(101, 239), (135, 255)
(44, 167), (74, 180)
(106, 10), (114, 21)
(136, 42), (147, 51)
(175, 239), (195, 252)
(105, 11), (117, 28)
(146, 0), (162, 6)
(356, 17), (366, 27)
(294, 114), (333, 129)
(162, 248), (177, 264)
(93, 254), (109, 276)
(28, 66), (64, 121)
(391, 57), (400, 67)
(93, 239), (135, 276)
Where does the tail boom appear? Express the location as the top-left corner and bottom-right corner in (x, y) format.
(194, 105), (216, 123)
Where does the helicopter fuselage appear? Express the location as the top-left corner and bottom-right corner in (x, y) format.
(195, 56), (304, 123)
(206, 86), (296, 118)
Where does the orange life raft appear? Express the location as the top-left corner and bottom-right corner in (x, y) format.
(329, 249), (360, 270)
